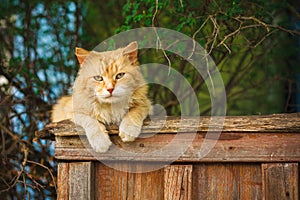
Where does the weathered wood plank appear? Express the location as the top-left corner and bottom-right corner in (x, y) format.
(35, 113), (300, 139)
(68, 162), (94, 200)
(95, 163), (117, 200)
(95, 162), (164, 200)
(262, 163), (298, 200)
(140, 166), (164, 200)
(192, 164), (262, 199)
(57, 162), (69, 200)
(164, 165), (192, 200)
(239, 164), (262, 200)
(53, 132), (300, 162)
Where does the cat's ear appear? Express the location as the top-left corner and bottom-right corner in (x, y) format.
(123, 42), (138, 64)
(75, 47), (90, 65)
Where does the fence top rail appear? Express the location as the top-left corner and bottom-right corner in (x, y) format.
(36, 113), (300, 140)
(36, 113), (300, 162)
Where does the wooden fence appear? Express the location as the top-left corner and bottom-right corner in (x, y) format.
(37, 113), (300, 200)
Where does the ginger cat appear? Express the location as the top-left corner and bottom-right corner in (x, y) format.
(51, 42), (151, 152)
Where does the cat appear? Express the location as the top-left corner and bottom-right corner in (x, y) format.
(51, 42), (151, 152)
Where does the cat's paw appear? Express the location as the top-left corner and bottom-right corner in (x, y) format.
(119, 131), (136, 142)
(119, 119), (142, 142)
(88, 133), (112, 153)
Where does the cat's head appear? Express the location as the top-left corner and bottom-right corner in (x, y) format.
(74, 42), (145, 104)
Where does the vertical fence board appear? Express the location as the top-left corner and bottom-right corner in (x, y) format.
(95, 163), (113, 199)
(239, 164), (262, 200)
(57, 162), (69, 200)
(141, 167), (164, 200)
(262, 163), (298, 200)
(192, 164), (262, 199)
(95, 162), (164, 200)
(164, 165), (192, 200)
(68, 162), (94, 200)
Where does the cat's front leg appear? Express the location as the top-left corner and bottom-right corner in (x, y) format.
(74, 114), (112, 152)
(119, 107), (148, 142)
(119, 118), (141, 142)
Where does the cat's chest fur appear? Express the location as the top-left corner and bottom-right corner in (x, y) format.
(93, 101), (130, 125)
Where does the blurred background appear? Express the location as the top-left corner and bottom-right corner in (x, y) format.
(0, 0), (299, 198)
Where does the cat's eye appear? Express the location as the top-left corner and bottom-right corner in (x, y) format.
(115, 73), (125, 80)
(93, 75), (103, 81)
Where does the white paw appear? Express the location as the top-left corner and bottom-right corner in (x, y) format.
(119, 119), (142, 142)
(88, 133), (112, 153)
(119, 131), (136, 142)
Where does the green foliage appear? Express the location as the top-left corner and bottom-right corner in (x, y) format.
(116, 0), (299, 115)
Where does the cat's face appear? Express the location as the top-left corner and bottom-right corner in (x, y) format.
(75, 42), (143, 104)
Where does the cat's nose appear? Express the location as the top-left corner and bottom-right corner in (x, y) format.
(107, 88), (114, 94)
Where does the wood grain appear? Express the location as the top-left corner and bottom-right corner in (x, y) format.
(35, 113), (300, 139)
(57, 162), (69, 200)
(68, 162), (94, 200)
(36, 113), (300, 162)
(192, 163), (262, 199)
(53, 132), (300, 162)
(262, 163), (298, 200)
(95, 162), (164, 200)
(164, 165), (192, 200)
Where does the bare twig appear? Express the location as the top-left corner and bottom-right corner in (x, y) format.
(27, 160), (57, 191)
(188, 16), (210, 60)
(217, 22), (242, 53)
(152, 0), (172, 73)
(0, 123), (22, 142)
(0, 143), (28, 194)
(239, 16), (270, 32)
(252, 29), (277, 48)
(206, 15), (219, 55)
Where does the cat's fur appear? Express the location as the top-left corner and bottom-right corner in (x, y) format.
(51, 42), (151, 152)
